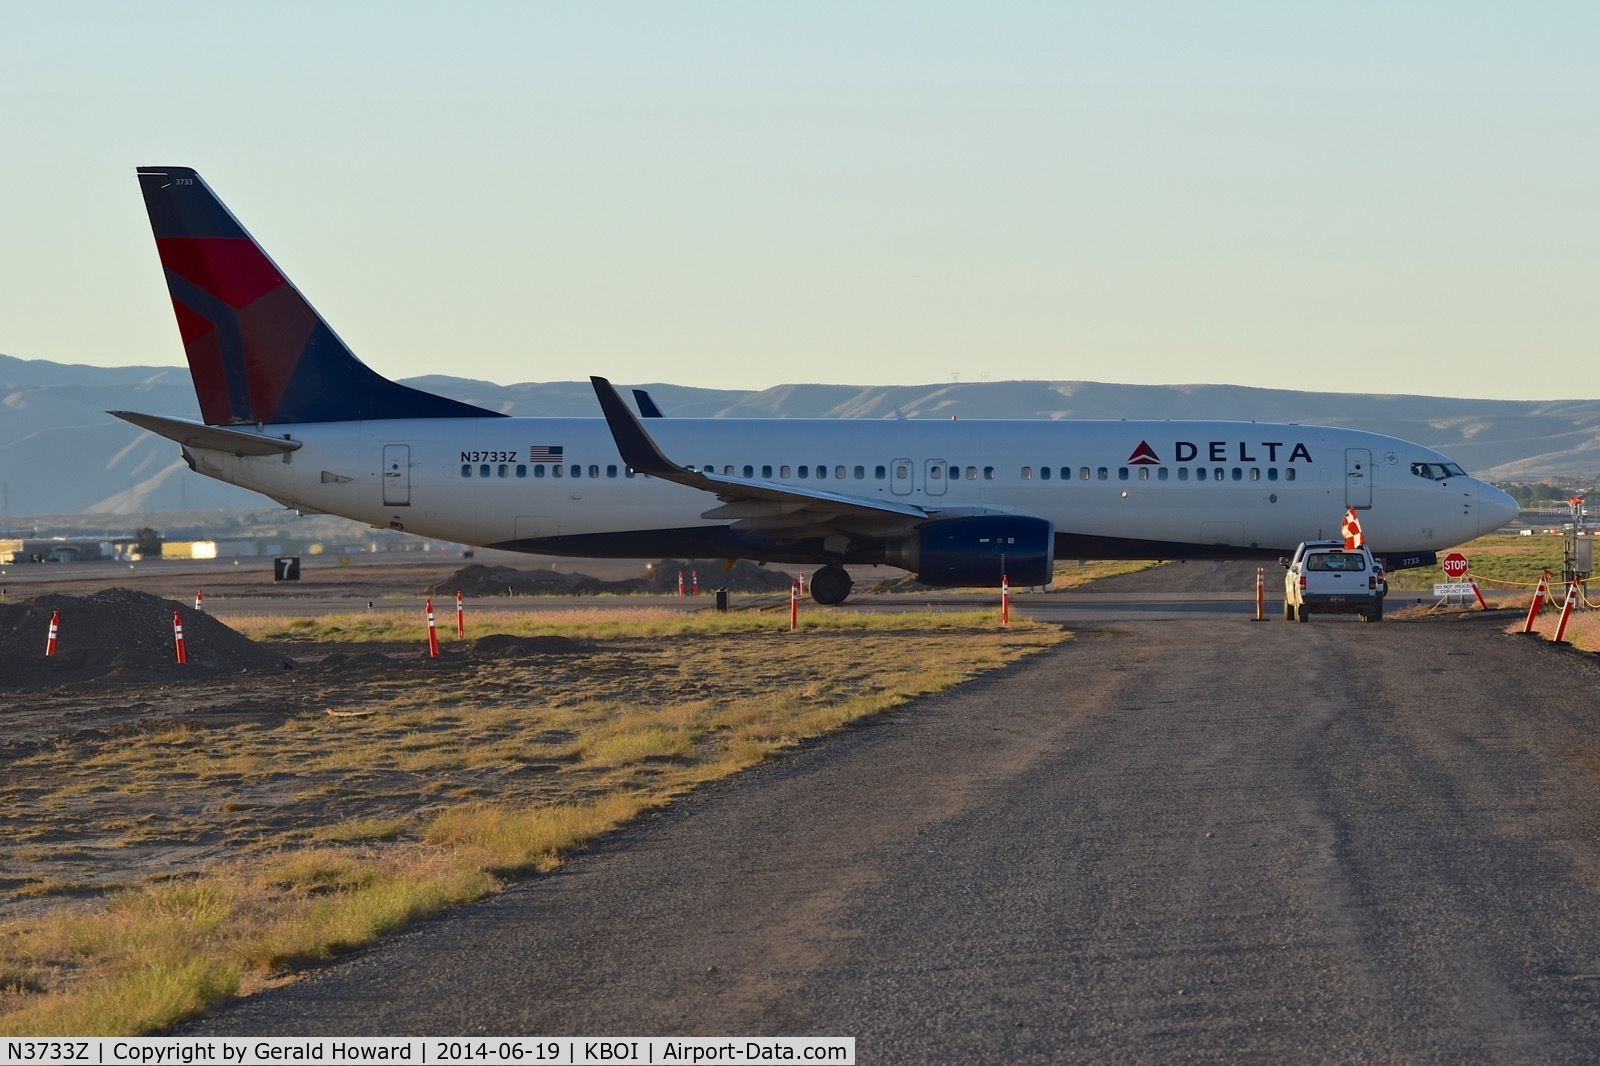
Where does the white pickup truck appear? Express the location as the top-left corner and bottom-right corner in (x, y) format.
(1283, 540), (1385, 623)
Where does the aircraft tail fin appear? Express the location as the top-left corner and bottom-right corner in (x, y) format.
(136, 167), (499, 425)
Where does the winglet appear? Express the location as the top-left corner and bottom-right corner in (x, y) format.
(591, 377), (688, 478)
(632, 388), (665, 418)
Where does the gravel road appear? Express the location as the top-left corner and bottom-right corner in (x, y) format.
(188, 615), (1600, 1062)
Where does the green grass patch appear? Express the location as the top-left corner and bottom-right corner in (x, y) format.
(1386, 534), (1566, 592)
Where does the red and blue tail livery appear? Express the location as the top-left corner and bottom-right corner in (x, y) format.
(137, 166), (497, 426)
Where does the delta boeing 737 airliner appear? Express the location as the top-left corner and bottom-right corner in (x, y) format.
(113, 167), (1518, 604)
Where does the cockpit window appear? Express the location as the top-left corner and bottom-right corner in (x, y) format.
(1410, 461), (1467, 481)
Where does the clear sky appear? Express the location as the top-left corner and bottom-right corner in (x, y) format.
(2, 2), (1596, 399)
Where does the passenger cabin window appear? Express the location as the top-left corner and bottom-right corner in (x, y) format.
(984, 466), (995, 480)
(799, 465), (809, 478)
(1157, 467), (1169, 481)
(1177, 467), (1189, 481)
(607, 465), (618, 477)
(1022, 467), (1033, 480)
(1080, 467), (1091, 480)
(763, 465), (773, 478)
(461, 464), (472, 477)
(854, 465), (865, 479)
(516, 464), (527, 478)
(1118, 468), (1129, 481)
(1138, 467), (1149, 480)
(1040, 467), (1050, 480)
(781, 465), (792, 478)
(1097, 467), (1108, 480)
(875, 465), (887, 480)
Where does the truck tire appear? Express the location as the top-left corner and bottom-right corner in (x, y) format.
(1297, 604), (1310, 622)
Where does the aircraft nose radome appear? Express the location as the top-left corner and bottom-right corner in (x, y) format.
(1479, 481), (1519, 534)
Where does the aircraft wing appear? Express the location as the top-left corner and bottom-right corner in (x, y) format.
(591, 377), (929, 533)
(110, 411), (303, 456)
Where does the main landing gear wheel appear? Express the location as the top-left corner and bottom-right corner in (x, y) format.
(810, 565), (853, 606)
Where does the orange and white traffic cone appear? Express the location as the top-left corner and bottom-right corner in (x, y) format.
(45, 609), (59, 656)
(426, 597), (440, 658)
(195, 589), (204, 612)
(173, 610), (188, 664)
(1553, 580), (1580, 644)
(1001, 573), (1010, 627)
(1522, 570), (1551, 634)
(456, 589), (465, 639)
(790, 580), (799, 632)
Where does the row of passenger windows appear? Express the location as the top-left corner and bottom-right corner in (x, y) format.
(462, 463), (634, 479)
(461, 461), (1299, 484)
(1023, 466), (1299, 482)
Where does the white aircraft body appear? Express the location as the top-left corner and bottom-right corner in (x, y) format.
(115, 167), (1519, 604)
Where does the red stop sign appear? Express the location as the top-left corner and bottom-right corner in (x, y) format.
(1442, 552), (1469, 579)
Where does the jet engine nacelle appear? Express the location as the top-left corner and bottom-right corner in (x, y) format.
(886, 515), (1055, 588)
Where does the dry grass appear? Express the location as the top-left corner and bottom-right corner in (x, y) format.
(1505, 594), (1600, 653)
(0, 611), (1063, 1035)
(226, 606), (1012, 644)
(1050, 559), (1165, 589)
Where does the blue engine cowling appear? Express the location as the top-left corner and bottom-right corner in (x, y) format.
(888, 515), (1055, 588)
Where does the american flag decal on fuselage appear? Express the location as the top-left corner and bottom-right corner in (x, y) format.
(529, 445), (564, 462)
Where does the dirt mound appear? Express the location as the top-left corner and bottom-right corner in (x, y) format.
(0, 588), (294, 689)
(637, 559), (796, 594)
(316, 649), (398, 670)
(428, 559), (795, 597)
(466, 634), (595, 658)
(427, 564), (605, 597)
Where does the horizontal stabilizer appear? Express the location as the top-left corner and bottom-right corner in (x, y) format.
(110, 410), (303, 456)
